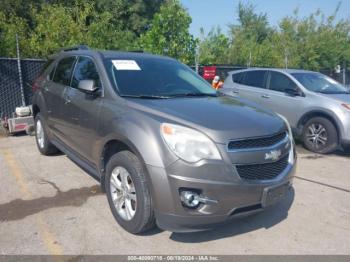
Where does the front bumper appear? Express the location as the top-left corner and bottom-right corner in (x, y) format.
(146, 154), (297, 232)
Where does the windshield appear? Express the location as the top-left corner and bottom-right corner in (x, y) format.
(105, 56), (216, 98)
(292, 72), (349, 94)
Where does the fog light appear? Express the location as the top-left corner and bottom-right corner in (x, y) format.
(180, 191), (200, 208)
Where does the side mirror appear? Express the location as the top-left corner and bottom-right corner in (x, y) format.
(285, 87), (303, 97)
(78, 80), (98, 93)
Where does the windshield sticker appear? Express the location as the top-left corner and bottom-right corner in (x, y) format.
(112, 60), (141, 70)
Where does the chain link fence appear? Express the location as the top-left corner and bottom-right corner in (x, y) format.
(0, 58), (45, 118)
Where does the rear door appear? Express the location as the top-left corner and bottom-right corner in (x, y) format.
(221, 71), (244, 97)
(263, 71), (305, 127)
(46, 56), (77, 140)
(235, 70), (269, 104)
(62, 56), (103, 162)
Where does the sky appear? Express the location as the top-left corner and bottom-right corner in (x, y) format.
(180, 0), (350, 37)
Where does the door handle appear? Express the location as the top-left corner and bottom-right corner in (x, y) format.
(261, 94), (270, 98)
(232, 90), (239, 94)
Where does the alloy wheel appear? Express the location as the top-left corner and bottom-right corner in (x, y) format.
(306, 123), (328, 149)
(110, 166), (137, 221)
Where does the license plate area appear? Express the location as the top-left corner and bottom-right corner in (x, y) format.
(262, 182), (290, 207)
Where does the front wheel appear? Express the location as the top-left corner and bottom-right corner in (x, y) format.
(105, 151), (155, 234)
(302, 117), (338, 154)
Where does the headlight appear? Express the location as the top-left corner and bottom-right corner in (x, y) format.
(276, 114), (295, 164)
(160, 123), (222, 163)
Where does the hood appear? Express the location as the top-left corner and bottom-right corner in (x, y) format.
(126, 96), (286, 144)
(321, 93), (350, 104)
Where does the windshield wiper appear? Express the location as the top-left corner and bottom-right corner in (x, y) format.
(169, 92), (218, 98)
(120, 94), (171, 99)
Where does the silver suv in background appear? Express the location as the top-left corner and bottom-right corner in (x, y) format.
(221, 68), (350, 154)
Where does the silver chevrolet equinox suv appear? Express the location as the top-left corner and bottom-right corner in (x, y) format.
(32, 46), (296, 233)
(222, 68), (350, 154)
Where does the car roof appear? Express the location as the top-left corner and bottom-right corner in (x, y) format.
(230, 68), (317, 75)
(50, 49), (173, 61)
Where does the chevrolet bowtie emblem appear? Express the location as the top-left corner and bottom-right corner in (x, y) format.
(265, 149), (282, 161)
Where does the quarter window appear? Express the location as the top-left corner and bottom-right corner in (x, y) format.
(242, 70), (267, 88)
(269, 72), (296, 92)
(52, 57), (76, 86)
(71, 56), (101, 89)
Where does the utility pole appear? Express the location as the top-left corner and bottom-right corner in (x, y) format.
(343, 61), (346, 85)
(16, 33), (25, 107)
(284, 48), (289, 69)
(247, 51), (252, 68)
(195, 46), (199, 74)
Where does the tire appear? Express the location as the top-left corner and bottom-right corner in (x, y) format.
(302, 117), (338, 154)
(105, 150), (155, 234)
(35, 113), (58, 155)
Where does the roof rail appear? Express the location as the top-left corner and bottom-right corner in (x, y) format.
(60, 45), (90, 52)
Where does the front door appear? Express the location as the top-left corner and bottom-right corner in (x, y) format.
(62, 56), (103, 162)
(262, 71), (306, 127)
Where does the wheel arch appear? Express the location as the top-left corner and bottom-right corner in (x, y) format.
(32, 90), (48, 119)
(297, 110), (341, 142)
(99, 138), (149, 191)
(32, 104), (40, 118)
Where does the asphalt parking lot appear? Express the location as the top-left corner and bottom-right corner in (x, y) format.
(0, 135), (350, 255)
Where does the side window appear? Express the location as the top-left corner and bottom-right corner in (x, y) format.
(52, 57), (76, 85)
(71, 56), (101, 89)
(269, 72), (296, 92)
(242, 70), (267, 88)
(232, 72), (245, 84)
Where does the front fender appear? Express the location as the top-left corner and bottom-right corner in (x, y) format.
(298, 108), (343, 133)
(96, 113), (178, 170)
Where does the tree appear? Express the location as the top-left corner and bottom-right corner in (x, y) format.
(0, 1), (143, 58)
(87, 12), (136, 51)
(225, 1), (350, 70)
(0, 0), (165, 58)
(233, 2), (272, 44)
(198, 27), (230, 65)
(94, 0), (165, 37)
(0, 0), (164, 38)
(227, 2), (275, 66)
(139, 0), (196, 64)
(27, 3), (91, 58)
(0, 11), (29, 57)
(276, 4), (350, 70)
